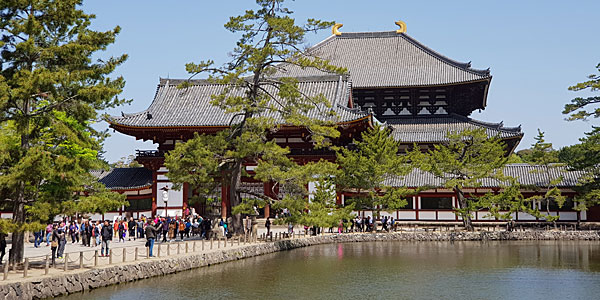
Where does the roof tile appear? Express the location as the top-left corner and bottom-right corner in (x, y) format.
(275, 31), (491, 88)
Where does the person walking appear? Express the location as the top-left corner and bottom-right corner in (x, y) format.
(118, 220), (126, 243)
(79, 221), (86, 246)
(185, 219), (191, 239)
(45, 223), (53, 246)
(50, 224), (59, 265)
(0, 232), (6, 264)
(137, 219), (145, 239)
(265, 217), (271, 237)
(80, 221), (88, 247)
(57, 225), (67, 258)
(145, 221), (158, 257)
(94, 222), (101, 247)
(203, 218), (212, 240)
(69, 221), (78, 243)
(128, 217), (136, 241)
(33, 229), (43, 248)
(161, 218), (168, 243)
(178, 220), (185, 240)
(85, 220), (93, 246)
(101, 220), (113, 257)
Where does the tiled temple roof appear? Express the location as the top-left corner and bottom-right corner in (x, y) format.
(387, 113), (523, 143)
(91, 168), (153, 190)
(107, 75), (368, 128)
(384, 164), (585, 188)
(274, 31), (491, 88)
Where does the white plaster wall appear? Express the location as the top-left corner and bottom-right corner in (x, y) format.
(379, 211), (394, 218)
(398, 211), (416, 220)
(560, 212), (578, 221)
(477, 212), (494, 220)
(155, 208), (183, 218)
(518, 212), (537, 221)
(419, 211), (436, 220)
(438, 211), (455, 220)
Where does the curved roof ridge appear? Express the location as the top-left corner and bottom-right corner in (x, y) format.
(317, 31), (491, 77)
(335, 102), (367, 115)
(400, 33), (490, 77)
(159, 75), (349, 87)
(307, 34), (337, 52)
(456, 114), (522, 133)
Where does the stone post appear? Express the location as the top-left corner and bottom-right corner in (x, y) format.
(94, 250), (98, 267)
(157, 244), (161, 257)
(3, 260), (8, 280)
(64, 253), (69, 271)
(109, 250), (112, 265)
(135, 247), (138, 261)
(123, 248), (126, 263)
(45, 255), (49, 275)
(23, 258), (28, 278)
(79, 252), (84, 269)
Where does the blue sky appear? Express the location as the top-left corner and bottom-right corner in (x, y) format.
(82, 0), (600, 163)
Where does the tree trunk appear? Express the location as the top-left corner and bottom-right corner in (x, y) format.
(11, 107), (30, 264)
(228, 159), (245, 235)
(455, 186), (473, 231)
(9, 187), (26, 264)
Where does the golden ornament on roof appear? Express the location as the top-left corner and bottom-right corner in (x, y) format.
(395, 20), (407, 33)
(332, 23), (343, 36)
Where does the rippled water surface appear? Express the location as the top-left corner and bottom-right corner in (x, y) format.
(62, 241), (600, 300)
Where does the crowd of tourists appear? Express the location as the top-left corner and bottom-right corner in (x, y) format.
(13, 213), (399, 266)
(32, 215), (221, 265)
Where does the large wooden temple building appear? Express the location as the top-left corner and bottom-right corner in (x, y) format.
(99, 24), (597, 223)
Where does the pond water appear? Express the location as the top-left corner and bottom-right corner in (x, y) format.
(62, 240), (600, 300)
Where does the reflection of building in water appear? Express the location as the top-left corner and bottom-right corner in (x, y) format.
(95, 22), (597, 223)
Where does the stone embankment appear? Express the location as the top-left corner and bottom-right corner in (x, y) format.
(2, 230), (599, 299)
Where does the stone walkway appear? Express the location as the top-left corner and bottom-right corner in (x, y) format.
(0, 225), (298, 284)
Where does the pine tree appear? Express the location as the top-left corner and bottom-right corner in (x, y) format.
(335, 124), (413, 215)
(165, 0), (345, 234)
(559, 128), (600, 221)
(561, 62), (600, 223)
(411, 129), (515, 231)
(0, 0), (128, 263)
(563, 63), (600, 120)
(523, 130), (565, 225)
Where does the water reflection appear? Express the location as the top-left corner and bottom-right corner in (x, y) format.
(62, 241), (600, 300)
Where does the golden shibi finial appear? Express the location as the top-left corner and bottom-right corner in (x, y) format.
(395, 20), (407, 33)
(332, 23), (343, 36)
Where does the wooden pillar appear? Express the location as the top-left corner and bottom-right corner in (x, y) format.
(182, 182), (189, 217)
(415, 196), (419, 221)
(336, 191), (342, 206)
(221, 184), (229, 219)
(151, 170), (158, 217)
